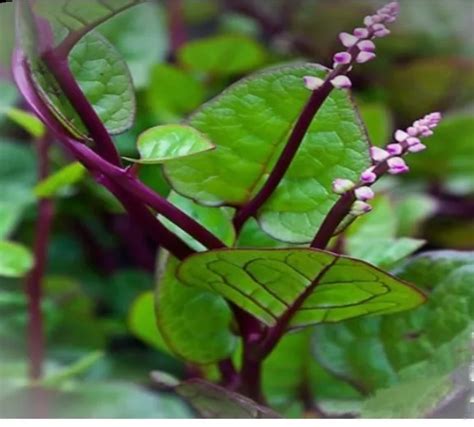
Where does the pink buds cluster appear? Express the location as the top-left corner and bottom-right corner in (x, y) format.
(304, 2), (399, 92)
(332, 111), (442, 217)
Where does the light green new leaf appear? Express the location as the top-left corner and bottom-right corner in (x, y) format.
(178, 34), (266, 75)
(128, 125), (215, 164)
(408, 114), (474, 194)
(164, 63), (370, 242)
(2, 107), (46, 138)
(159, 192), (235, 251)
(313, 251), (474, 395)
(177, 248), (425, 328)
(0, 240), (34, 278)
(155, 254), (238, 364)
(34, 162), (86, 198)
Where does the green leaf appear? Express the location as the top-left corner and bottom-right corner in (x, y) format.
(34, 162), (86, 198)
(145, 64), (205, 122)
(164, 63), (370, 243)
(97, 1), (168, 88)
(408, 114), (474, 194)
(68, 32), (136, 135)
(54, 382), (192, 418)
(313, 251), (474, 394)
(358, 102), (392, 147)
(2, 107), (46, 138)
(177, 248), (425, 328)
(155, 254), (238, 364)
(360, 375), (452, 418)
(173, 379), (280, 418)
(40, 351), (103, 387)
(395, 193), (436, 237)
(128, 125), (215, 164)
(0, 241), (34, 278)
(346, 196), (424, 269)
(17, 2), (136, 139)
(159, 192), (235, 251)
(178, 34), (266, 75)
(128, 292), (170, 353)
(0, 204), (23, 240)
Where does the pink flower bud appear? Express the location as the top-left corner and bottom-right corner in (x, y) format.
(387, 157), (409, 174)
(364, 15), (375, 26)
(357, 40), (376, 52)
(330, 75), (352, 89)
(353, 27), (369, 38)
(356, 51), (376, 63)
(350, 200), (372, 216)
(372, 23), (387, 32)
(395, 129), (409, 142)
(370, 146), (389, 162)
(360, 168), (377, 184)
(333, 52), (352, 64)
(355, 186), (375, 201)
(421, 129), (433, 137)
(303, 76), (324, 91)
(339, 32), (358, 47)
(387, 143), (402, 155)
(406, 137), (420, 146)
(407, 126), (418, 136)
(332, 178), (355, 194)
(374, 28), (390, 37)
(408, 143), (427, 153)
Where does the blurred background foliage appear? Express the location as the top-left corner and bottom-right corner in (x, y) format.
(0, 0), (472, 418)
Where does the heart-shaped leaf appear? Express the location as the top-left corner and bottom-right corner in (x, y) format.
(155, 254), (238, 364)
(177, 248), (425, 328)
(164, 63), (370, 243)
(313, 251), (474, 393)
(127, 125), (215, 164)
(0, 240), (34, 278)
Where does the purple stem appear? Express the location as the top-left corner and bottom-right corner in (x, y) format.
(233, 44), (361, 233)
(166, 0), (187, 56)
(25, 135), (54, 418)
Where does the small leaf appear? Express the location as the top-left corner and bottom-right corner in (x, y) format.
(155, 254), (238, 364)
(178, 35), (266, 75)
(34, 162), (86, 198)
(3, 107), (45, 138)
(159, 191), (235, 251)
(177, 248), (425, 328)
(128, 125), (215, 164)
(0, 240), (34, 278)
(173, 379), (280, 418)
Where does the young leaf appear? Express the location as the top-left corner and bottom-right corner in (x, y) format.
(159, 192), (235, 251)
(1, 107), (46, 138)
(313, 251), (474, 393)
(34, 162), (86, 198)
(171, 379), (280, 418)
(0, 240), (34, 278)
(178, 35), (266, 75)
(155, 254), (238, 364)
(127, 125), (215, 164)
(177, 248), (425, 328)
(164, 64), (370, 243)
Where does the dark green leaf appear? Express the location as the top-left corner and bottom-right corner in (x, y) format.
(178, 248), (425, 328)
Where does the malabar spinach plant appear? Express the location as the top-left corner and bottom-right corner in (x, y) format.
(1, 0), (472, 418)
